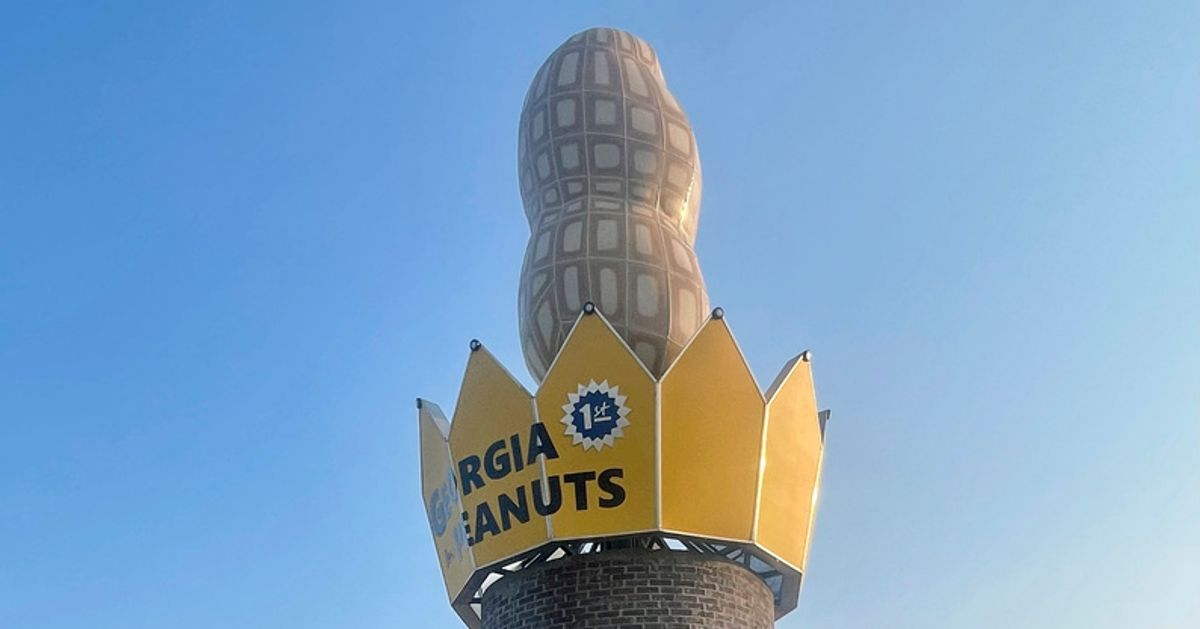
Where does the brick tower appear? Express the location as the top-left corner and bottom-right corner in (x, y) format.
(481, 549), (774, 629)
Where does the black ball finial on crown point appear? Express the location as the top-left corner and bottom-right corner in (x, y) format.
(712, 307), (725, 320)
(469, 339), (482, 352)
(583, 302), (596, 315)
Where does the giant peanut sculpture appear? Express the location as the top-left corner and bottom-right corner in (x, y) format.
(421, 27), (828, 629)
(517, 27), (708, 379)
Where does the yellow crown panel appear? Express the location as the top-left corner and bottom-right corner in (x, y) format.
(756, 355), (823, 571)
(448, 347), (549, 568)
(418, 400), (475, 600)
(535, 313), (657, 540)
(660, 317), (764, 541)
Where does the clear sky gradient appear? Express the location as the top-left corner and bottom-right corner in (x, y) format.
(2, 2), (1197, 627)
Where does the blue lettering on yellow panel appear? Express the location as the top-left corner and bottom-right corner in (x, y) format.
(456, 421), (627, 546)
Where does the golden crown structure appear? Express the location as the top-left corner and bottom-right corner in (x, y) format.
(419, 306), (826, 627)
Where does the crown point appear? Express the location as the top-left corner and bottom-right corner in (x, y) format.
(469, 339), (482, 352)
(583, 302), (596, 315)
(711, 306), (725, 319)
(800, 349), (812, 362)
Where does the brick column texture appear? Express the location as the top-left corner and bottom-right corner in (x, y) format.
(480, 550), (775, 629)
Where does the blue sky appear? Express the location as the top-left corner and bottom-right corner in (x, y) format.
(2, 1), (1197, 627)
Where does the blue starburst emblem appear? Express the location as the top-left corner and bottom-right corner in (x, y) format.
(561, 379), (631, 451)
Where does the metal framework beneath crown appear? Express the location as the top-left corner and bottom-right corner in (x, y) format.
(454, 532), (803, 624)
